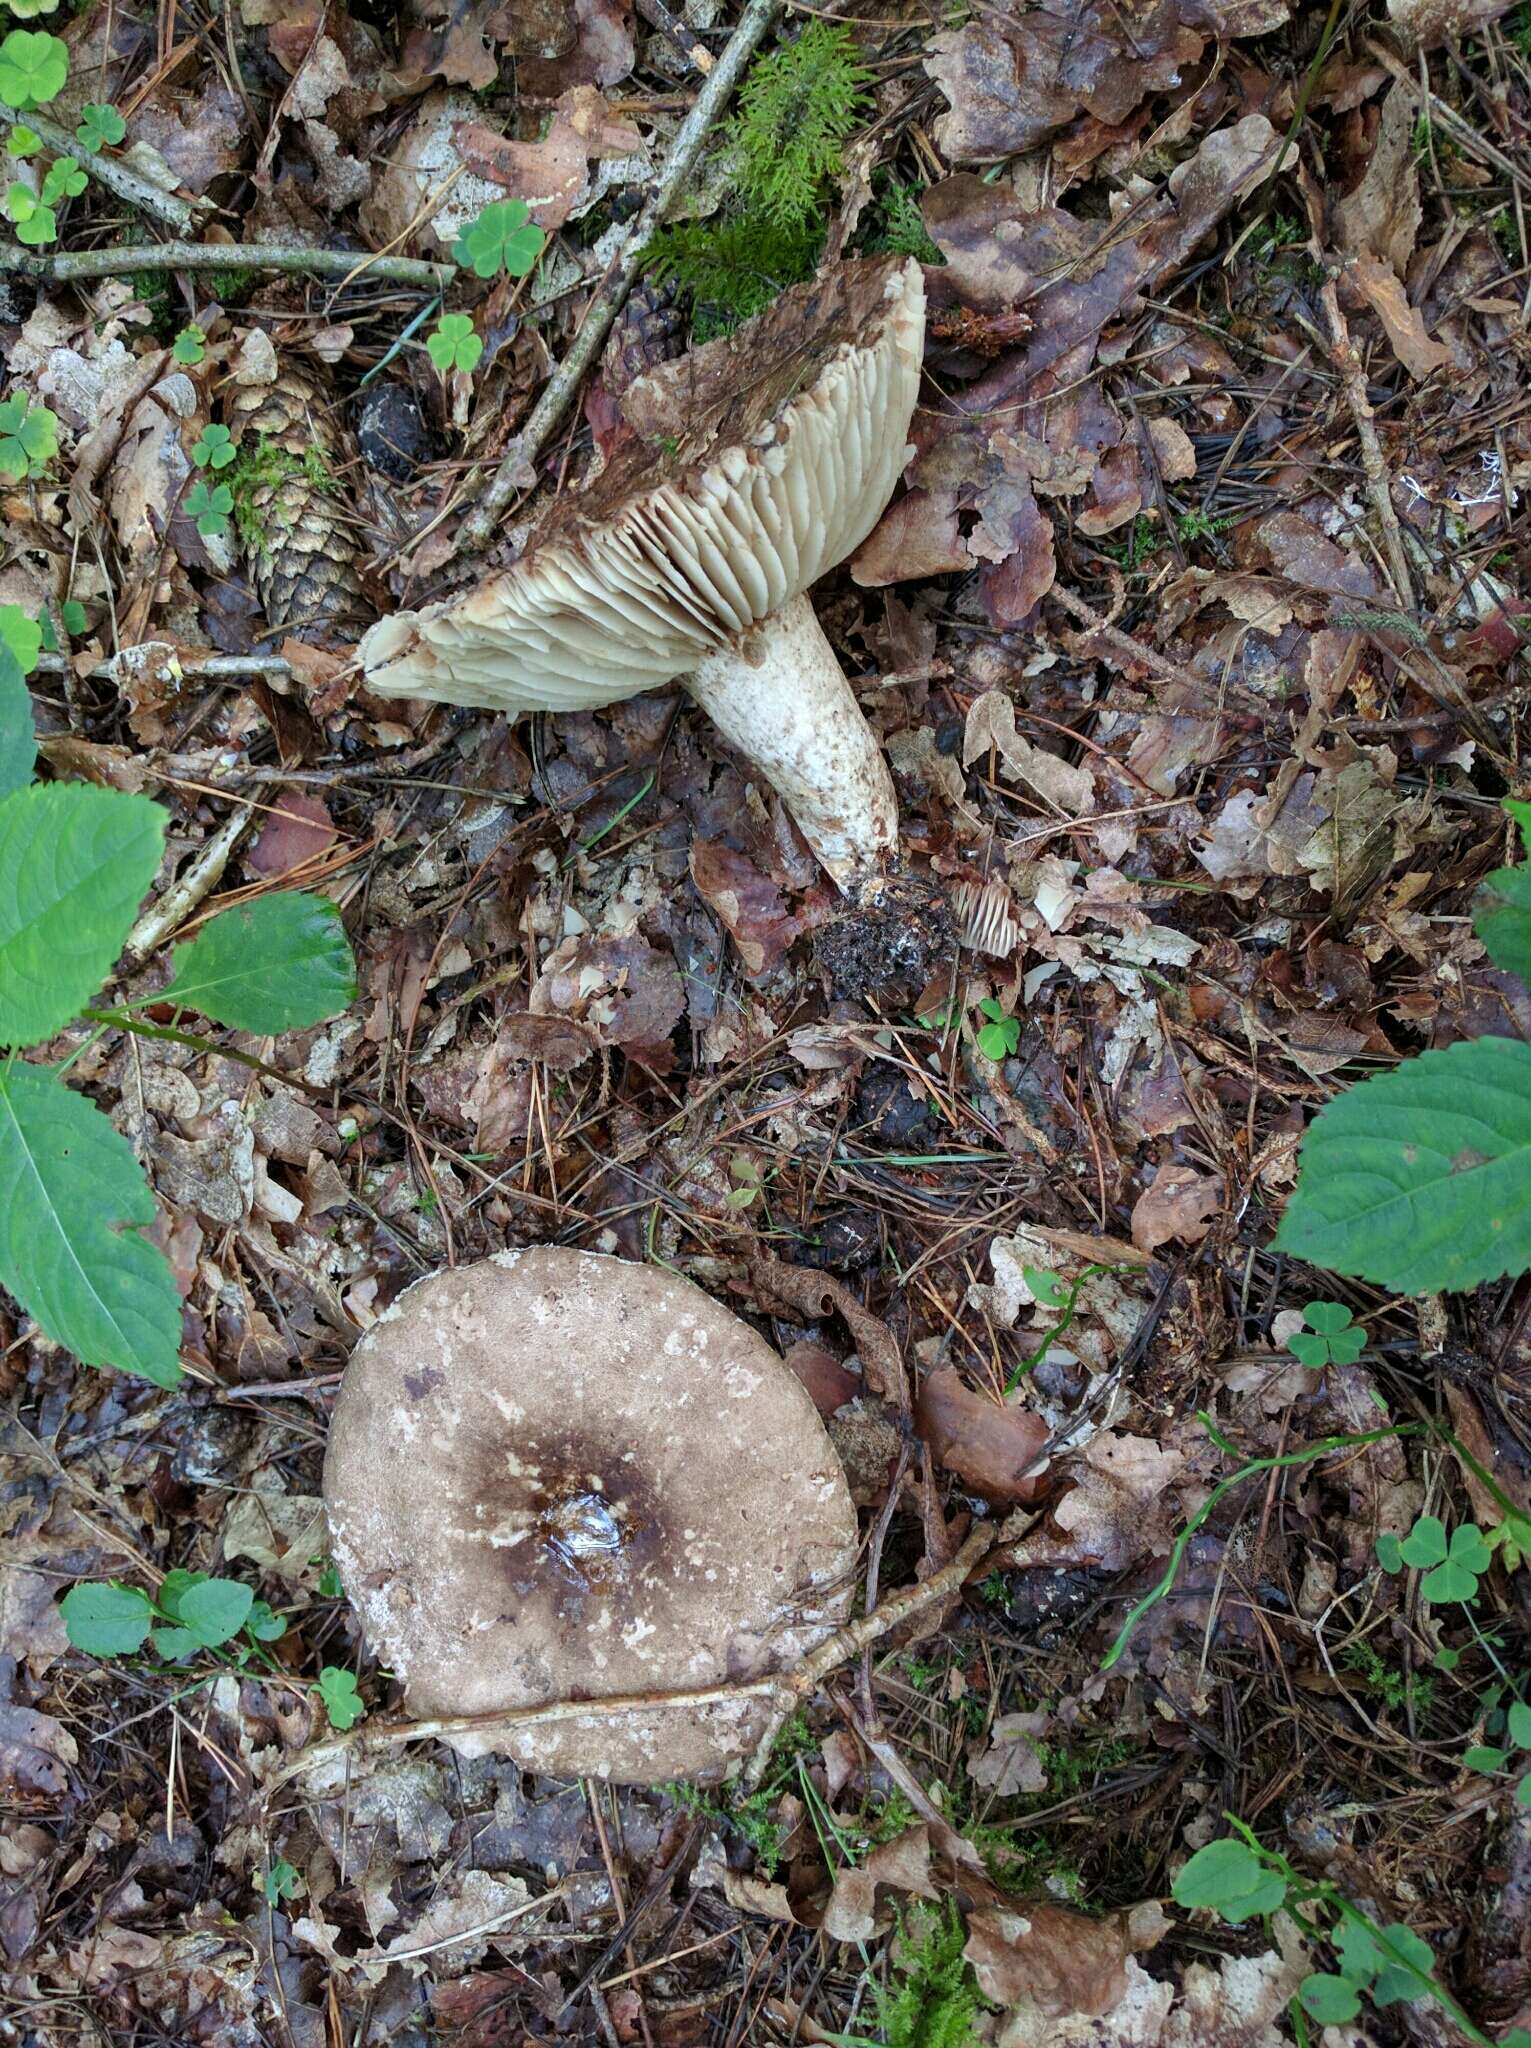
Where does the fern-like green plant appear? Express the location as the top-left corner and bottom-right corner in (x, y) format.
(730, 22), (871, 228)
(869, 177), (943, 265)
(875, 1903), (982, 2048)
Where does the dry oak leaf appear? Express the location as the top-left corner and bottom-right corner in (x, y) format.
(1011, 1432), (1188, 1574)
(1131, 1165), (1222, 1253)
(969, 1709), (1050, 1795)
(966, 1899), (1169, 2018)
(1347, 249), (1452, 380)
(823, 1826), (942, 1941)
(916, 1368), (1049, 1506)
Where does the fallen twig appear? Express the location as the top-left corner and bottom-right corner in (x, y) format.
(1319, 277), (1416, 609)
(274, 1519), (999, 1792)
(0, 239), (451, 290)
(449, 0), (782, 559)
(122, 806), (249, 964)
(26, 111), (200, 235)
(36, 650), (292, 683)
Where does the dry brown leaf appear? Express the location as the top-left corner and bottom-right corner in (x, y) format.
(1131, 1165), (1223, 1253)
(247, 790), (337, 880)
(963, 691), (1094, 815)
(1010, 1432), (1188, 1573)
(966, 1899), (1166, 2017)
(916, 1368), (1049, 1506)
(1348, 249), (1452, 379)
(1336, 84), (1422, 274)
(968, 1709), (1050, 1795)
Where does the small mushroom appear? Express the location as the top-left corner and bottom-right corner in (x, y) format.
(323, 1247), (858, 1782)
(359, 257), (926, 895)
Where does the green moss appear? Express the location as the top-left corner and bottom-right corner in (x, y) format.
(646, 211), (822, 338)
(660, 1711), (815, 1877)
(729, 22), (871, 229)
(228, 437), (334, 549)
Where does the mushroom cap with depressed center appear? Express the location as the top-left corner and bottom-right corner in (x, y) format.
(358, 256), (925, 712)
(323, 1247), (859, 1782)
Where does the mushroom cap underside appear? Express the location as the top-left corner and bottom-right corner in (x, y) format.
(323, 1246), (859, 1781)
(359, 256), (926, 715)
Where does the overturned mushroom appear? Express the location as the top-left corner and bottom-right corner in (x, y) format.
(323, 1247), (858, 1782)
(360, 257), (926, 894)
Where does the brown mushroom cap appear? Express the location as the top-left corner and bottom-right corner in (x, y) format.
(323, 1248), (859, 1782)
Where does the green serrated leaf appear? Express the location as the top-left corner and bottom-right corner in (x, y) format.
(0, 783), (164, 1046)
(156, 893), (355, 1033)
(177, 1576), (253, 1646)
(1508, 1700), (1531, 1749)
(1335, 1918), (1384, 1984)
(151, 1622), (199, 1659)
(0, 641), (33, 799)
(246, 1599), (287, 1642)
(0, 604), (41, 674)
(1274, 1036), (1531, 1293)
(1476, 861), (1531, 986)
(0, 1061), (181, 1382)
(60, 1581), (153, 1656)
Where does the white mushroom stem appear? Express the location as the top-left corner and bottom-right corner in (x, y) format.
(684, 592), (898, 896)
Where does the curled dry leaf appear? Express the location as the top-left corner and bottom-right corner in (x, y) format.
(528, 934), (684, 1061)
(1130, 1165), (1223, 1254)
(916, 1367), (1049, 1506)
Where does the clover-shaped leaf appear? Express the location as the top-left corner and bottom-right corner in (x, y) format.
(76, 102), (125, 151)
(192, 422), (234, 469)
(1397, 1515), (1491, 1603)
(318, 1665), (364, 1729)
(1286, 1298), (1367, 1368)
(452, 197), (546, 280)
(0, 30), (69, 110)
(0, 390), (57, 478)
(0, 603), (41, 673)
(1172, 1837), (1286, 1923)
(426, 310), (483, 376)
(6, 124), (38, 156)
(172, 325), (206, 365)
(4, 179), (55, 243)
(975, 996), (1020, 1062)
(185, 479), (232, 537)
(39, 156), (84, 205)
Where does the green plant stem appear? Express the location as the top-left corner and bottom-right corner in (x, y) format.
(1006, 1263), (1109, 1394)
(1101, 1415), (1418, 1668)
(82, 1006), (316, 1093)
(0, 239), (451, 289)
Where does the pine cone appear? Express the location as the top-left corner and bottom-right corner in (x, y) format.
(226, 367), (370, 641)
(602, 278), (687, 400)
